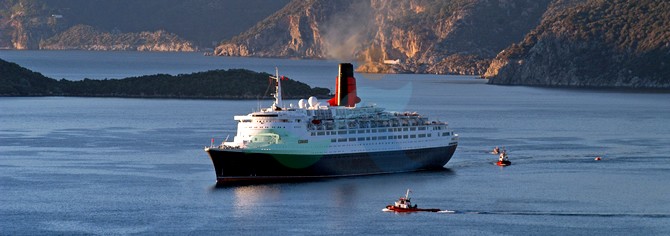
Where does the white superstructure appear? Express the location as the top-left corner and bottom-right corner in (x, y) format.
(213, 68), (458, 155)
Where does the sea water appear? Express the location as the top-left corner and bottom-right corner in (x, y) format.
(1, 51), (670, 235)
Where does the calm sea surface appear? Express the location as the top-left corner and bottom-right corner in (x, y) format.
(1, 51), (670, 235)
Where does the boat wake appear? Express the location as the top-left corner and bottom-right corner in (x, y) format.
(442, 210), (670, 218)
(383, 209), (669, 218)
(471, 211), (670, 218)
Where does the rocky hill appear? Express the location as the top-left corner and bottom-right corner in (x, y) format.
(484, 0), (670, 89)
(0, 0), (289, 50)
(39, 24), (195, 51)
(0, 58), (329, 98)
(4, 0), (669, 90)
(0, 57), (60, 95)
(215, 0), (552, 75)
(0, 0), (57, 49)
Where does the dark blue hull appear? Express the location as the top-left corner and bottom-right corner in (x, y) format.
(205, 144), (457, 184)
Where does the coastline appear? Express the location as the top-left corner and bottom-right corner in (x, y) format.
(0, 57), (330, 99)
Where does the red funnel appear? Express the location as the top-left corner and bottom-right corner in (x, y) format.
(328, 63), (361, 107)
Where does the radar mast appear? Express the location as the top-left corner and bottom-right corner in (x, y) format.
(271, 67), (283, 110)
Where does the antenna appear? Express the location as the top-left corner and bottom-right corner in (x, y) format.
(272, 67), (283, 110)
(265, 67), (285, 110)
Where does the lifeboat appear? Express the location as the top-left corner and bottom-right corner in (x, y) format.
(383, 189), (441, 213)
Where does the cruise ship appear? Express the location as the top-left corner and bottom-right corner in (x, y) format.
(205, 63), (458, 184)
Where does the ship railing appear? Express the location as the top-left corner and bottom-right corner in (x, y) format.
(206, 143), (242, 150)
(221, 145), (241, 150)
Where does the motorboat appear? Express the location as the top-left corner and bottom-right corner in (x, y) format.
(384, 189), (440, 213)
(496, 160), (511, 166)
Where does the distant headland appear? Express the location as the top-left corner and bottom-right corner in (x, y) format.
(3, 0), (669, 90)
(0, 58), (329, 99)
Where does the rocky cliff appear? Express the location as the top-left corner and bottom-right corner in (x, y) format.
(0, 0), (289, 50)
(0, 0), (64, 49)
(39, 25), (195, 52)
(215, 0), (352, 58)
(357, 0), (553, 75)
(215, 0), (552, 75)
(485, 0), (670, 89)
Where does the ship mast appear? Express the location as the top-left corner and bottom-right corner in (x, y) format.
(271, 67), (283, 110)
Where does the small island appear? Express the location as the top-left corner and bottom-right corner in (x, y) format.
(0, 58), (329, 99)
(39, 25), (195, 52)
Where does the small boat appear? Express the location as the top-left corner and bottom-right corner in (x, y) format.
(496, 150), (511, 166)
(491, 146), (500, 154)
(496, 160), (512, 166)
(384, 189), (441, 213)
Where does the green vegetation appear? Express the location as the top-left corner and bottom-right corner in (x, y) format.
(389, 0), (471, 29)
(0, 58), (329, 98)
(487, 0), (670, 88)
(552, 0), (670, 81)
(0, 58), (60, 95)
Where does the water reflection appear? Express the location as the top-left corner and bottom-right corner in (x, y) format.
(231, 185), (282, 217)
(332, 184), (358, 208)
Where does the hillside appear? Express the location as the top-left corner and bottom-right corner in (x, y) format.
(215, 0), (552, 75)
(0, 0), (289, 50)
(39, 24), (195, 51)
(0, 58), (330, 98)
(0, 57), (60, 95)
(4, 0), (669, 90)
(484, 0), (670, 89)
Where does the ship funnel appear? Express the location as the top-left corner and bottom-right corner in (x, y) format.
(328, 63), (361, 107)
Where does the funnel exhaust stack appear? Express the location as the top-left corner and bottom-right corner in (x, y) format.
(328, 63), (361, 107)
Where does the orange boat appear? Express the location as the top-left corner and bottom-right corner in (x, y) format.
(496, 160), (512, 166)
(496, 150), (511, 166)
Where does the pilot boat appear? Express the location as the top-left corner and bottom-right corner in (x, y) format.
(384, 189), (441, 212)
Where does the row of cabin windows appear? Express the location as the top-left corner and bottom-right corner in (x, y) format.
(329, 134), (432, 143)
(248, 126), (286, 129)
(439, 132), (452, 136)
(322, 144), (420, 153)
(310, 127), (439, 136)
(240, 119), (300, 123)
(245, 125), (303, 129)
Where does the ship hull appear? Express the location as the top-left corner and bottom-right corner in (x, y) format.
(206, 144), (457, 184)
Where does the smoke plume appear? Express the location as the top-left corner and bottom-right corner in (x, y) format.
(321, 1), (374, 62)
